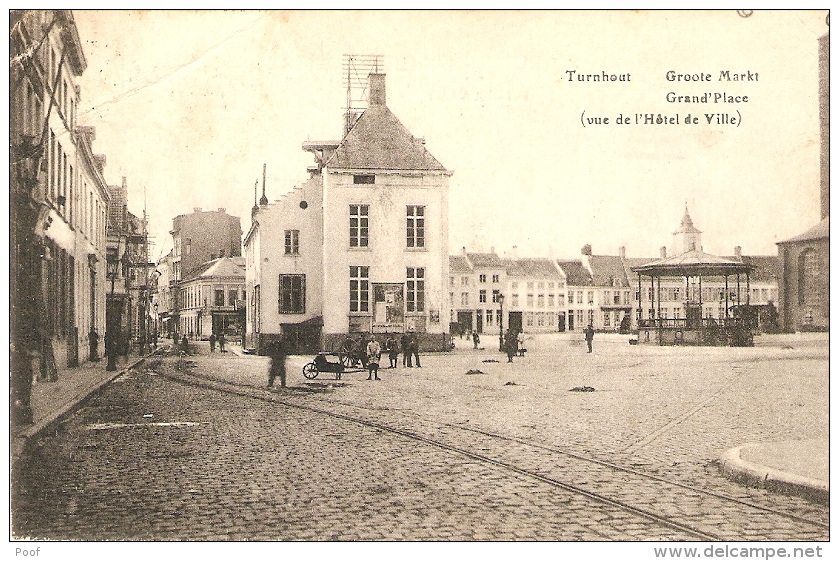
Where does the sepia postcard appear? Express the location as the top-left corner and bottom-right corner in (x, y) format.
(8, 8), (830, 556)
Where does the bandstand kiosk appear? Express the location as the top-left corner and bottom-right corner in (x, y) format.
(631, 249), (755, 346)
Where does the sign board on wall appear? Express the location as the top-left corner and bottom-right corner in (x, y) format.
(372, 283), (404, 333)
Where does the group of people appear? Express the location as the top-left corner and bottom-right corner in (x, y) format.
(208, 332), (227, 353)
(360, 331), (422, 381)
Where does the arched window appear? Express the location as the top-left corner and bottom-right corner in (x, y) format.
(798, 248), (822, 306)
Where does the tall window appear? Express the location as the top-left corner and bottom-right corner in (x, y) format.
(511, 294), (519, 307)
(279, 274), (305, 314)
(479, 289), (487, 303)
(215, 289), (224, 306)
(229, 290), (238, 307)
(492, 274), (500, 283)
(350, 266), (369, 312)
(350, 205), (369, 247)
(537, 294), (545, 307)
(407, 267), (425, 312)
(485, 310), (493, 326)
(527, 294), (534, 307)
(461, 292), (469, 306)
(284, 230), (299, 255)
(406, 205), (425, 248)
(479, 274), (487, 283)
(799, 248), (822, 306)
(492, 289), (500, 303)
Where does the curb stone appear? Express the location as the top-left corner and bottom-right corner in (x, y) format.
(719, 443), (829, 505)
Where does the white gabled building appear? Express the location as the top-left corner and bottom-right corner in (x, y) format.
(245, 72), (452, 353)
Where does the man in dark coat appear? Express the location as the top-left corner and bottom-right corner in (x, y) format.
(410, 332), (421, 368)
(584, 323), (595, 353)
(401, 332), (412, 367)
(268, 339), (287, 388)
(88, 327), (100, 362)
(504, 329), (516, 363)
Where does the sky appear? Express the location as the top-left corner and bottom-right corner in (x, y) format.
(71, 10), (828, 262)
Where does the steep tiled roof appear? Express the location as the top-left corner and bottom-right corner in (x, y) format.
(587, 255), (630, 287)
(467, 252), (504, 268)
(777, 217), (829, 244)
(189, 257), (245, 281)
(557, 260), (593, 286)
(328, 105), (447, 171)
(502, 258), (562, 280)
(732, 255), (781, 283)
(449, 255), (471, 273)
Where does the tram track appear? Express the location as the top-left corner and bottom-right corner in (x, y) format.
(158, 365), (828, 541)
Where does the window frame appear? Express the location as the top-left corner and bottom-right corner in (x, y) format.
(349, 266), (370, 313)
(406, 205), (425, 248)
(279, 274), (306, 314)
(284, 229), (300, 255)
(406, 267), (425, 313)
(349, 205), (369, 248)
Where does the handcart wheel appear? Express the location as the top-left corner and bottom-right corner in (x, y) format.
(340, 353), (353, 368)
(303, 362), (319, 379)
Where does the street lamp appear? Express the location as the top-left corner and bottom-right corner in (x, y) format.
(497, 292), (505, 352)
(105, 245), (121, 371)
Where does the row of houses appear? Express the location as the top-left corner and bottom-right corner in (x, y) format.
(451, 208), (782, 336)
(10, 10), (155, 425)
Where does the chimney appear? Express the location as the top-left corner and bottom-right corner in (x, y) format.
(369, 73), (386, 106)
(619, 246), (626, 259)
(461, 246), (467, 256)
(490, 246), (495, 255)
(218, 208), (226, 213)
(511, 245), (518, 258)
(581, 244), (592, 256)
(660, 246), (667, 259)
(734, 246), (742, 260)
(194, 207), (202, 213)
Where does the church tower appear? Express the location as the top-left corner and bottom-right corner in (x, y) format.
(671, 207), (702, 255)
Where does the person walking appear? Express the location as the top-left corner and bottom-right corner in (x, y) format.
(209, 333), (216, 353)
(219, 333), (227, 353)
(181, 335), (189, 354)
(366, 336), (381, 380)
(410, 331), (421, 368)
(516, 331), (525, 357)
(584, 323), (595, 353)
(386, 335), (399, 368)
(401, 332), (412, 367)
(472, 330), (480, 349)
(268, 338), (287, 388)
(88, 327), (100, 362)
(504, 329), (516, 363)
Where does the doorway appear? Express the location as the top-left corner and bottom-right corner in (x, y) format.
(508, 311), (523, 333)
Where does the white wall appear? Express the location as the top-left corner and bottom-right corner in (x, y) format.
(322, 170), (449, 336)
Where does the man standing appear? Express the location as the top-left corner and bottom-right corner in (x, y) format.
(366, 336), (381, 380)
(584, 323), (595, 353)
(209, 333), (216, 353)
(472, 330), (480, 349)
(219, 333), (226, 353)
(88, 327), (100, 362)
(410, 331), (421, 368)
(401, 332), (412, 367)
(504, 329), (516, 363)
(268, 338), (287, 388)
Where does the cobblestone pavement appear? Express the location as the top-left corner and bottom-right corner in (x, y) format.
(11, 334), (828, 540)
